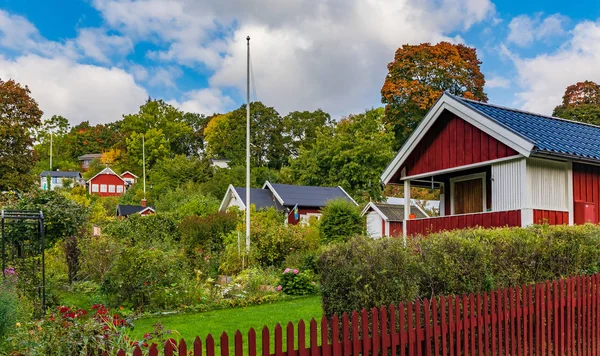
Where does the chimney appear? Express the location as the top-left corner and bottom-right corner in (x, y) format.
(141, 199), (147, 208)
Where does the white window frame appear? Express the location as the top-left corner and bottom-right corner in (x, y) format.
(108, 185), (116, 193)
(100, 184), (107, 193)
(449, 172), (487, 215)
(91, 184), (99, 193)
(116, 185), (123, 193)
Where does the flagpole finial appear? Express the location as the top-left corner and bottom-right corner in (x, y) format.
(246, 36), (250, 41)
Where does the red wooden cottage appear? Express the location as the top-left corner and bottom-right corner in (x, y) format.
(87, 167), (127, 197)
(382, 92), (600, 237)
(120, 171), (138, 186)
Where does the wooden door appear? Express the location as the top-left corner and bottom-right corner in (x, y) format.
(454, 178), (483, 214)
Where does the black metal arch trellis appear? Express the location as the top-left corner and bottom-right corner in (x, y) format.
(1, 209), (46, 317)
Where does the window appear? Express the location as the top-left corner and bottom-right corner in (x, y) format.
(91, 184), (99, 193)
(100, 184), (107, 193)
(51, 177), (58, 184)
(108, 185), (115, 193)
(116, 185), (123, 193)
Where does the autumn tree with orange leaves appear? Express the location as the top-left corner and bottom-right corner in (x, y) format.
(381, 42), (488, 149)
(553, 81), (600, 126)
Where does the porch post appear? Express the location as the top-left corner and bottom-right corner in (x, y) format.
(567, 161), (574, 225)
(519, 157), (534, 226)
(403, 180), (410, 246)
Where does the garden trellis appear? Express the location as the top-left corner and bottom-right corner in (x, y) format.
(1, 209), (46, 317)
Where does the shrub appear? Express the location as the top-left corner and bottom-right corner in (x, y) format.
(79, 234), (122, 283)
(319, 236), (419, 318)
(102, 247), (202, 311)
(319, 199), (363, 243)
(319, 224), (600, 317)
(180, 212), (238, 255)
(0, 269), (19, 340)
(103, 214), (180, 248)
(278, 268), (317, 296)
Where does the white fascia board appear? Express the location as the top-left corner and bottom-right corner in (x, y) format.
(337, 186), (359, 206)
(218, 184), (243, 212)
(360, 202), (389, 221)
(380, 93), (535, 184)
(262, 181), (285, 206)
(86, 167), (127, 184)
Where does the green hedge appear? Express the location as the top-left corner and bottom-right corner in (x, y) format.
(318, 224), (600, 318)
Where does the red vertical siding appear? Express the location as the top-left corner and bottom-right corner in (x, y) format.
(388, 221), (403, 237)
(406, 210), (521, 236)
(89, 174), (126, 197)
(288, 208), (321, 225)
(402, 114), (518, 177)
(573, 163), (600, 224)
(533, 210), (569, 225)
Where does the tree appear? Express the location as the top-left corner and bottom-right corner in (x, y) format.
(121, 99), (200, 156)
(553, 81), (600, 125)
(282, 109), (334, 157)
(381, 42), (487, 149)
(319, 199), (363, 243)
(0, 79), (43, 191)
(203, 102), (287, 169)
(289, 108), (394, 201)
(65, 121), (123, 159)
(126, 128), (170, 170)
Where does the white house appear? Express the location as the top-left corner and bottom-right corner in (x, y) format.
(40, 171), (83, 190)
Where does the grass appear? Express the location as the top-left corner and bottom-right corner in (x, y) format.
(131, 296), (323, 351)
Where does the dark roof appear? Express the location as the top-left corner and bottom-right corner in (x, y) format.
(268, 183), (355, 207)
(40, 171), (82, 178)
(116, 204), (154, 216)
(233, 187), (277, 210)
(78, 153), (103, 161)
(454, 95), (600, 161)
(374, 204), (427, 221)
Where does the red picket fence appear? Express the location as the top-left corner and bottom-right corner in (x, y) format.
(113, 274), (600, 356)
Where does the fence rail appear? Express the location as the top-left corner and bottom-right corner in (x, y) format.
(112, 274), (600, 355)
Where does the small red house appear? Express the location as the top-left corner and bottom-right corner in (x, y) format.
(120, 171), (138, 186)
(87, 167), (127, 197)
(382, 92), (600, 238)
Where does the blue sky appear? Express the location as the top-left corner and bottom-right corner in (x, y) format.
(0, 0), (599, 125)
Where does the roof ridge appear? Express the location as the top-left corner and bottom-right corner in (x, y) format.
(451, 92), (600, 130)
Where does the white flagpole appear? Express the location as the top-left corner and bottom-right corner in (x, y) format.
(49, 133), (53, 170)
(142, 134), (146, 200)
(245, 36), (251, 253)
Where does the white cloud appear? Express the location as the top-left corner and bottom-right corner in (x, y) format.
(168, 88), (234, 115)
(0, 55), (147, 124)
(507, 13), (567, 47)
(486, 75), (511, 89)
(510, 20), (600, 114)
(92, 0), (495, 117)
(75, 28), (133, 63)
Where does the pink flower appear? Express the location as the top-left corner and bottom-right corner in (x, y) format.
(293, 269), (299, 274)
(277, 285), (282, 291)
(283, 268), (291, 274)
(312, 282), (316, 285)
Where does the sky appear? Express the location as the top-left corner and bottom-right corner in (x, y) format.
(1, 0), (600, 126)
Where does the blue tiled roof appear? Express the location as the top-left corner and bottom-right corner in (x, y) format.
(268, 183), (355, 207)
(453, 95), (600, 161)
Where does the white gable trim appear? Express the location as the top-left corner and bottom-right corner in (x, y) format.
(381, 93), (535, 184)
(337, 186), (359, 206)
(86, 167), (127, 184)
(218, 184), (245, 212)
(360, 202), (389, 220)
(138, 207), (156, 215)
(121, 171), (139, 178)
(262, 181), (285, 206)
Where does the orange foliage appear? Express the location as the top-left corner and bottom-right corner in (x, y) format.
(381, 42), (487, 149)
(560, 81), (600, 107)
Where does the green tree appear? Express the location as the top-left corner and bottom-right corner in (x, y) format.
(121, 99), (200, 156)
(553, 81), (600, 125)
(319, 199), (363, 243)
(204, 102), (286, 169)
(282, 109), (334, 157)
(289, 108), (394, 201)
(0, 79), (43, 191)
(65, 121), (123, 160)
(381, 42), (487, 149)
(126, 128), (170, 171)
(149, 155), (211, 196)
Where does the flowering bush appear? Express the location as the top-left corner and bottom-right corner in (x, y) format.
(2, 303), (175, 355)
(277, 268), (317, 296)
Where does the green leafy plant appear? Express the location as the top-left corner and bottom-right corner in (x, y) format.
(277, 268), (317, 296)
(319, 199), (363, 243)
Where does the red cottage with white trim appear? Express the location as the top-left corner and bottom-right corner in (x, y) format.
(87, 167), (127, 197)
(382, 92), (600, 237)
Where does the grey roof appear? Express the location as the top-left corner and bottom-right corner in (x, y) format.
(233, 187), (277, 210)
(116, 204), (153, 216)
(40, 171), (82, 178)
(78, 153), (103, 161)
(268, 183), (355, 207)
(374, 204), (427, 221)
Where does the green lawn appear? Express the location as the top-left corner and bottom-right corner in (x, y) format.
(131, 296), (323, 350)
